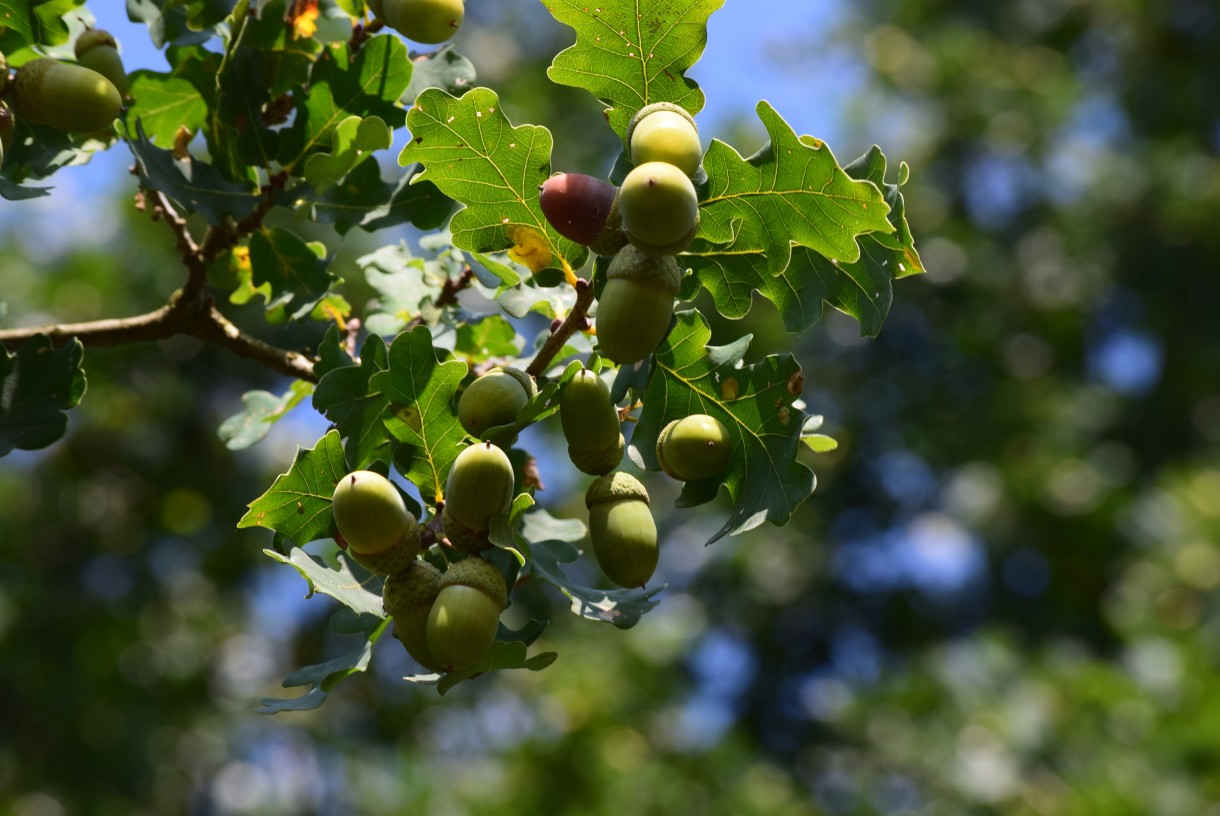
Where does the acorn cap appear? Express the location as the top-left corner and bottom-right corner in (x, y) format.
(568, 433), (625, 477)
(625, 102), (698, 151)
(382, 559), (443, 619)
(346, 526), (422, 575)
(441, 506), (493, 554)
(585, 471), (650, 508)
(440, 556), (508, 609)
(605, 244), (681, 295)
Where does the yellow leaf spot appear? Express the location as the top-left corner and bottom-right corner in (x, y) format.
(291, 1), (320, 39)
(232, 246), (251, 272)
(722, 377), (739, 400)
(507, 225), (554, 273)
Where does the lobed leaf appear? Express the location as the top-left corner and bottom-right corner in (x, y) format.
(542, 0), (723, 137)
(246, 226), (337, 321)
(238, 429), (347, 549)
(628, 312), (817, 543)
(400, 87), (586, 275)
(218, 381), (314, 451)
(312, 335), (394, 470)
(0, 336), (86, 457)
(127, 122), (261, 224)
(697, 102), (894, 273)
(529, 540), (664, 629)
(371, 327), (468, 505)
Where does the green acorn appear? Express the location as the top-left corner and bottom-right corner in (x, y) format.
(383, 559), (444, 672)
(442, 441), (516, 552)
(618, 161), (700, 255)
(595, 244), (681, 365)
(560, 368), (624, 476)
(377, 0), (464, 44)
(74, 29), (128, 99)
(457, 366), (535, 444)
(585, 472), (658, 588)
(425, 556), (507, 671)
(11, 58), (122, 133)
(331, 470), (421, 575)
(627, 102), (702, 178)
(657, 414), (732, 481)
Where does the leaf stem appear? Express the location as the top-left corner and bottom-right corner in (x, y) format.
(525, 277), (596, 379)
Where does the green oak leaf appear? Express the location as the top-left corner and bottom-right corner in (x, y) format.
(359, 243), (439, 336)
(0, 177), (52, 200)
(0, 2), (38, 45)
(127, 70), (210, 146)
(127, 0), (225, 49)
(400, 87), (586, 276)
(31, 0), (84, 46)
(218, 381), (315, 451)
(454, 315), (519, 363)
(370, 327), (468, 506)
(529, 540), (663, 629)
(127, 122), (261, 224)
(279, 34), (412, 172)
(308, 158), (455, 235)
(0, 335), (86, 457)
(402, 43), (477, 102)
(304, 115), (393, 193)
(542, 0), (723, 137)
(683, 144), (923, 336)
(628, 312), (816, 543)
(312, 335), (394, 470)
(697, 102), (894, 274)
(238, 429), (346, 549)
(246, 226), (337, 321)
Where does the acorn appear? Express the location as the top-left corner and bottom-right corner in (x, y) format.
(377, 0), (464, 44)
(595, 244), (681, 365)
(425, 556), (507, 671)
(657, 414), (732, 481)
(539, 173), (628, 256)
(457, 366), (535, 443)
(618, 161), (700, 255)
(627, 102), (702, 178)
(560, 368), (624, 476)
(11, 58), (122, 133)
(383, 559), (444, 672)
(585, 471), (658, 588)
(441, 441), (516, 552)
(331, 470), (422, 575)
(74, 29), (128, 98)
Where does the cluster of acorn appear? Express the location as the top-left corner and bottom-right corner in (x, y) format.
(539, 101), (705, 366)
(0, 31), (128, 167)
(334, 361), (732, 674)
(368, 0), (465, 44)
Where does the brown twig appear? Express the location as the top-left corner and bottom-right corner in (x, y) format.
(525, 278), (596, 379)
(1, 177), (318, 383)
(403, 265), (476, 332)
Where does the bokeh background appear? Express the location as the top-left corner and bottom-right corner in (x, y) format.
(3, 0), (1220, 813)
